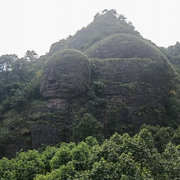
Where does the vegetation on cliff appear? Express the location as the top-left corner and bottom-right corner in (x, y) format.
(49, 9), (140, 55)
(85, 34), (162, 59)
(1, 9), (180, 179)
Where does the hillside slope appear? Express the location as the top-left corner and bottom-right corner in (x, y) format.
(0, 10), (180, 159)
(49, 9), (140, 55)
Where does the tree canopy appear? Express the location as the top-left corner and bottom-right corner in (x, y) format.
(1, 129), (180, 179)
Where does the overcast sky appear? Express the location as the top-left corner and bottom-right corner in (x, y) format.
(0, 0), (180, 58)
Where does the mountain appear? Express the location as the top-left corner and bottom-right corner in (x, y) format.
(0, 9), (180, 159)
(49, 9), (140, 55)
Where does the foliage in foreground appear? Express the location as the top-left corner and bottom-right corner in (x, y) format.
(0, 128), (180, 180)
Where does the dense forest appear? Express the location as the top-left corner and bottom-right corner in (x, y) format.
(1, 127), (180, 179)
(1, 9), (180, 179)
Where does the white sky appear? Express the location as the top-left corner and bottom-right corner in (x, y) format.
(0, 0), (180, 58)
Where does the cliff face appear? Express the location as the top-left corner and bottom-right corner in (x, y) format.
(1, 12), (180, 158)
(88, 34), (175, 107)
(90, 58), (174, 127)
(2, 33), (179, 158)
(87, 34), (177, 129)
(11, 34), (175, 157)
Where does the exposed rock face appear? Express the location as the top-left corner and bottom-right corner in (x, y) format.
(22, 50), (91, 152)
(90, 58), (175, 127)
(44, 98), (67, 109)
(41, 49), (91, 99)
(26, 104), (70, 150)
(29, 119), (63, 149)
(87, 34), (177, 128)
(38, 34), (176, 138)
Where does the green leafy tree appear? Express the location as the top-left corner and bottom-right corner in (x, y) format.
(2, 128), (180, 179)
(71, 141), (91, 171)
(0, 54), (16, 72)
(72, 113), (103, 142)
(50, 146), (72, 170)
(15, 150), (46, 180)
(25, 50), (38, 62)
(162, 143), (180, 179)
(172, 126), (180, 145)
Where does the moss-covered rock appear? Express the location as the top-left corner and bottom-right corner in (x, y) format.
(85, 34), (162, 59)
(86, 34), (178, 129)
(41, 49), (91, 98)
(49, 10), (140, 55)
(1, 13), (180, 159)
